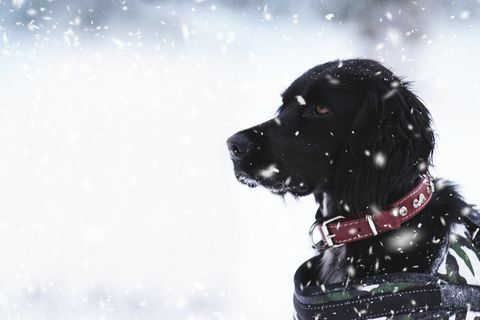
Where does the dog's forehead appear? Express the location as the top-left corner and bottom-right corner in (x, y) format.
(282, 59), (398, 103)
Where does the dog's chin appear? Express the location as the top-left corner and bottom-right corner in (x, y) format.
(235, 173), (261, 188)
(235, 172), (314, 197)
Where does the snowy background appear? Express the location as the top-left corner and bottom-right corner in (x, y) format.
(0, 1), (480, 319)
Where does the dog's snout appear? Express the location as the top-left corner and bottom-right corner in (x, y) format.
(227, 133), (254, 160)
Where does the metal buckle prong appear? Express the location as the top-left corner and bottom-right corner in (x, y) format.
(366, 214), (378, 235)
(424, 173), (435, 194)
(309, 216), (345, 249)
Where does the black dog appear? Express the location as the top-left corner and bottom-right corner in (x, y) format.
(226, 59), (479, 285)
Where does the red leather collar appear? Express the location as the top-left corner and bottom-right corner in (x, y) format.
(309, 176), (435, 249)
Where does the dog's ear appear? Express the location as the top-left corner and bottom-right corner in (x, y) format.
(334, 81), (435, 217)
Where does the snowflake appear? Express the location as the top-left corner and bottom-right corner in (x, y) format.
(324, 13), (335, 21)
(373, 152), (386, 168)
(259, 164), (280, 178)
(295, 95), (306, 106)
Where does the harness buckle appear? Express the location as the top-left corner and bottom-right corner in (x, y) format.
(309, 216), (345, 249)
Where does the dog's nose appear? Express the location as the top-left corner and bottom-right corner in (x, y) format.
(227, 133), (254, 160)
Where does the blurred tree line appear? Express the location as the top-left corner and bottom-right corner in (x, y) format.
(0, 0), (477, 44)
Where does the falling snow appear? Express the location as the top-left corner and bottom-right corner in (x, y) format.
(295, 95), (306, 106)
(259, 164), (280, 178)
(0, 1), (479, 319)
(374, 152), (387, 168)
(324, 13), (335, 21)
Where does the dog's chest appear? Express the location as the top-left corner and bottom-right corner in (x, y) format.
(316, 192), (347, 283)
(318, 246), (347, 284)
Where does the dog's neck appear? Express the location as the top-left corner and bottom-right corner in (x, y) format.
(313, 191), (348, 283)
(312, 180), (424, 284)
(315, 175), (423, 219)
(315, 191), (340, 219)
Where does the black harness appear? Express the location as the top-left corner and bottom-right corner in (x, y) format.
(294, 209), (480, 319)
(294, 257), (480, 319)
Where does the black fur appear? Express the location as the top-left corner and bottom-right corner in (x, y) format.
(227, 59), (476, 283)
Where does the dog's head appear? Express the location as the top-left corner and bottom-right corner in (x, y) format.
(227, 59), (434, 215)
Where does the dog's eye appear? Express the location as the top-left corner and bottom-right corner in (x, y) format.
(315, 105), (331, 115)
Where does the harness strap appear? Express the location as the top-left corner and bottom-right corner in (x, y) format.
(294, 283), (480, 320)
(295, 285), (440, 320)
(441, 283), (480, 310)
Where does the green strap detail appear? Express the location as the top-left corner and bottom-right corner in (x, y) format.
(450, 239), (475, 276)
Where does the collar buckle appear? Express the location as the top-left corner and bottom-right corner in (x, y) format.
(309, 216), (345, 249)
